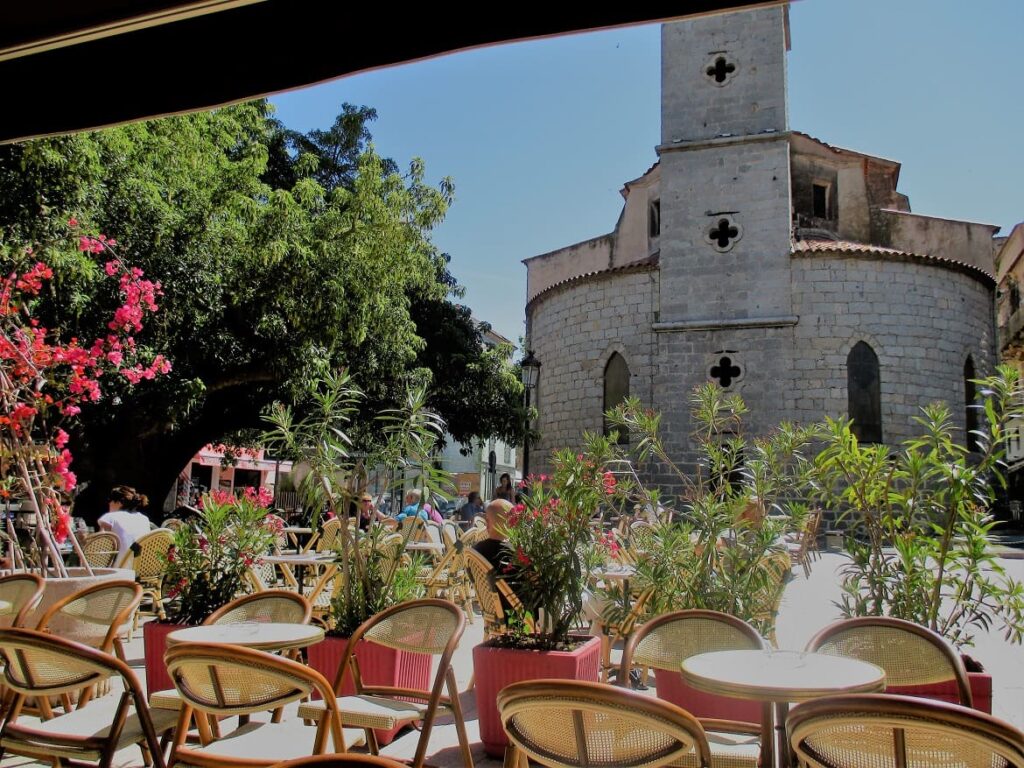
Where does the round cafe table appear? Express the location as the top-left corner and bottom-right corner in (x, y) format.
(681, 649), (885, 768)
(166, 622), (325, 653)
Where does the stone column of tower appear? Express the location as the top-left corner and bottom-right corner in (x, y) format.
(653, 4), (796, 469)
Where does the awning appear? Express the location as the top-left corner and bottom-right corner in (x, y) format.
(1, 1), (778, 144)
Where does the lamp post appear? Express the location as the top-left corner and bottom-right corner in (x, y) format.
(520, 350), (541, 480)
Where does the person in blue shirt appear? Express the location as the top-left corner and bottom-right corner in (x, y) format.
(396, 489), (444, 524)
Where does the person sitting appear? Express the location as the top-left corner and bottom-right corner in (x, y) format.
(358, 492), (387, 530)
(473, 498), (514, 573)
(97, 485), (153, 563)
(460, 491), (484, 521)
(395, 489), (443, 525)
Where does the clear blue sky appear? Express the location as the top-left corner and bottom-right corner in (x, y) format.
(271, 0), (1024, 345)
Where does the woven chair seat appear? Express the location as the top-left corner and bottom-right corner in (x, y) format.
(0, 704), (179, 761)
(149, 688), (182, 710)
(673, 730), (760, 768)
(298, 695), (444, 730)
(177, 719), (366, 764)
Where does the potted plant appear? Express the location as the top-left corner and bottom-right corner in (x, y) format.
(598, 386), (811, 724)
(143, 486), (279, 693)
(263, 371), (454, 744)
(803, 365), (1024, 713)
(473, 444), (620, 757)
(305, 524), (428, 745)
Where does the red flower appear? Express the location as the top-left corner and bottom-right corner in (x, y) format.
(602, 471), (617, 495)
(515, 548), (532, 567)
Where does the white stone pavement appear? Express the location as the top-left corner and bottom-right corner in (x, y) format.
(3, 549), (1023, 767)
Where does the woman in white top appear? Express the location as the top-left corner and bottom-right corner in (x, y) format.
(97, 485), (153, 564)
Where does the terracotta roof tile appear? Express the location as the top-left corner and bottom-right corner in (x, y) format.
(792, 239), (994, 284)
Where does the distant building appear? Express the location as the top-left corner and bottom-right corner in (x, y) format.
(996, 223), (1024, 514)
(435, 324), (519, 500)
(525, 4), (999, 481)
(165, 445), (292, 512)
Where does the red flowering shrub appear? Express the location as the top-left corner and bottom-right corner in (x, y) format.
(0, 222), (169, 561)
(162, 487), (278, 623)
(500, 440), (630, 649)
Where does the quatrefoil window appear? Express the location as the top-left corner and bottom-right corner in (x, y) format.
(709, 355), (743, 388)
(705, 54), (738, 86)
(705, 215), (742, 252)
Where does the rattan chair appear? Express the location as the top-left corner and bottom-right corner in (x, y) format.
(270, 756), (408, 768)
(499, 679), (716, 768)
(297, 598), (473, 768)
(460, 525), (488, 549)
(80, 531), (121, 568)
(750, 549), (792, 647)
(0, 572), (44, 628)
(35, 580), (142, 658)
(805, 616), (973, 707)
(786, 508), (822, 578)
(619, 609), (765, 765)
(417, 525), (474, 621)
(311, 517), (343, 554)
(118, 527), (174, 628)
(149, 590), (313, 714)
(787, 693), (1024, 768)
(160, 518), (185, 531)
(166, 642), (363, 767)
(0, 627), (176, 768)
(465, 548), (531, 640)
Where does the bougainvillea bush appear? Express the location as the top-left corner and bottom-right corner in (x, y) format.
(162, 486), (279, 624)
(0, 221), (169, 571)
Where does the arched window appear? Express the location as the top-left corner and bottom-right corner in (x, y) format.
(964, 356), (980, 452)
(603, 353), (630, 444)
(847, 341), (881, 444)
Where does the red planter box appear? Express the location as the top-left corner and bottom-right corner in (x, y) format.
(143, 620), (188, 696)
(887, 671), (992, 714)
(306, 635), (432, 746)
(473, 635), (602, 758)
(655, 669), (765, 725)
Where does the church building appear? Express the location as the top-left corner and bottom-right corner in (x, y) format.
(524, 4), (999, 475)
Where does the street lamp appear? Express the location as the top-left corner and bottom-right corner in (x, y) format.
(520, 350), (541, 479)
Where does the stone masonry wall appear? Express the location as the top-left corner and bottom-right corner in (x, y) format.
(527, 269), (659, 475)
(791, 254), (995, 446)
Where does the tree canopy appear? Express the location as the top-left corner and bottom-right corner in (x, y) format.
(0, 100), (524, 518)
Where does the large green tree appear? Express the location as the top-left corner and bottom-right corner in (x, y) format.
(0, 101), (524, 519)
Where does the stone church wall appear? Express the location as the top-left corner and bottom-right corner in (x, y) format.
(791, 255), (995, 446)
(527, 268), (658, 475)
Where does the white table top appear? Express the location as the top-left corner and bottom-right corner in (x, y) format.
(167, 622), (324, 651)
(263, 552), (335, 566)
(590, 564), (636, 581)
(404, 541), (443, 552)
(681, 649), (886, 703)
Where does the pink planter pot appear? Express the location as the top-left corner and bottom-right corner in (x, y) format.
(887, 671), (992, 714)
(655, 669), (765, 725)
(473, 635), (602, 758)
(143, 620), (189, 695)
(306, 635), (432, 746)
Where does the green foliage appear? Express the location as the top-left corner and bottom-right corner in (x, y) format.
(162, 491), (278, 624)
(0, 100), (524, 512)
(603, 386), (811, 637)
(262, 371), (451, 633)
(806, 365), (1024, 648)
(328, 525), (424, 637)
(501, 434), (624, 649)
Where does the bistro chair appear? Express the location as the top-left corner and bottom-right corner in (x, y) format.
(465, 549), (532, 641)
(416, 524), (474, 621)
(785, 508), (822, 578)
(788, 693), (1024, 768)
(0, 572), (44, 628)
(0, 628), (176, 768)
(750, 550), (792, 647)
(310, 517), (343, 554)
(80, 531), (121, 568)
(160, 518), (185, 531)
(118, 527), (174, 629)
(805, 616), (973, 707)
(270, 757), (408, 768)
(498, 679), (715, 768)
(35, 579), (141, 659)
(166, 642), (363, 768)
(619, 609), (765, 765)
(297, 598), (474, 768)
(149, 591), (312, 715)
